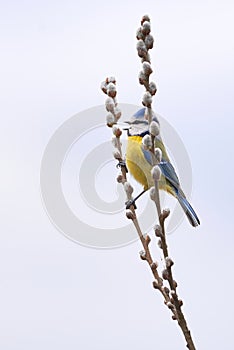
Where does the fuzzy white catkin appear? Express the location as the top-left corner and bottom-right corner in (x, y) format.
(148, 81), (157, 95)
(163, 208), (170, 217)
(107, 82), (116, 93)
(165, 257), (174, 268)
(139, 70), (147, 82)
(137, 39), (146, 50)
(142, 21), (151, 35)
(114, 107), (121, 120)
(124, 182), (134, 196)
(136, 27), (144, 40)
(149, 187), (156, 201)
(142, 134), (152, 149)
(126, 209), (135, 220)
(111, 136), (118, 148)
(139, 250), (146, 258)
(151, 165), (161, 181)
(106, 113), (115, 125)
(145, 34), (154, 50)
(142, 62), (153, 75)
(149, 121), (160, 136)
(141, 14), (150, 24)
(105, 97), (115, 112)
(101, 81), (107, 93)
(155, 148), (162, 163)
(113, 150), (121, 160)
(108, 76), (116, 83)
(142, 91), (152, 106)
(136, 40), (147, 57)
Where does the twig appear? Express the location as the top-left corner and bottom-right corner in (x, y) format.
(126, 209), (164, 290)
(137, 14), (196, 349)
(137, 15), (157, 154)
(158, 212), (196, 350)
(101, 77), (128, 183)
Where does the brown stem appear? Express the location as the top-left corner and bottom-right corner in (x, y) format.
(132, 214), (161, 282)
(153, 180), (161, 219)
(129, 210), (171, 303)
(159, 214), (196, 350)
(159, 213), (169, 259)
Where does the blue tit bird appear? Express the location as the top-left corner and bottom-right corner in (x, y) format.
(124, 107), (200, 227)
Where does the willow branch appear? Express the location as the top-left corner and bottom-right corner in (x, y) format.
(158, 212), (196, 350)
(137, 14), (196, 350)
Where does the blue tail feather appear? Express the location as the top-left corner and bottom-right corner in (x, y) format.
(177, 194), (200, 227)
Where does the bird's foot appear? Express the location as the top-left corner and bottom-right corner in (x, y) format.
(125, 199), (137, 210)
(116, 160), (128, 173)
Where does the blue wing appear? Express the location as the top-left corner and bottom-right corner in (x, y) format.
(141, 146), (180, 189)
(159, 161), (180, 189)
(141, 147), (153, 165)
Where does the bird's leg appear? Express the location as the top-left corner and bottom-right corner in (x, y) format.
(125, 189), (146, 209)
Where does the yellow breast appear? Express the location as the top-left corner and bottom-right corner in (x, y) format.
(126, 136), (154, 190)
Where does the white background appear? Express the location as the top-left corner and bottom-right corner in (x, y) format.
(1, 0), (234, 349)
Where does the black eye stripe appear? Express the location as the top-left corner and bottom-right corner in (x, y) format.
(138, 130), (150, 137)
(129, 130), (150, 137)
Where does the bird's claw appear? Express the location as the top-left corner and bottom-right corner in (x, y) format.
(125, 199), (137, 210)
(116, 160), (128, 173)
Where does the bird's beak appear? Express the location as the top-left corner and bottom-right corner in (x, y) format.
(122, 126), (131, 136)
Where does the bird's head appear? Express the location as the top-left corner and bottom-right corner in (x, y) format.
(124, 107), (160, 136)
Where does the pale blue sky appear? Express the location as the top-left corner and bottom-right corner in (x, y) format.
(1, 0), (234, 349)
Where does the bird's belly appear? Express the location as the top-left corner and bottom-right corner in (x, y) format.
(126, 139), (154, 190)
